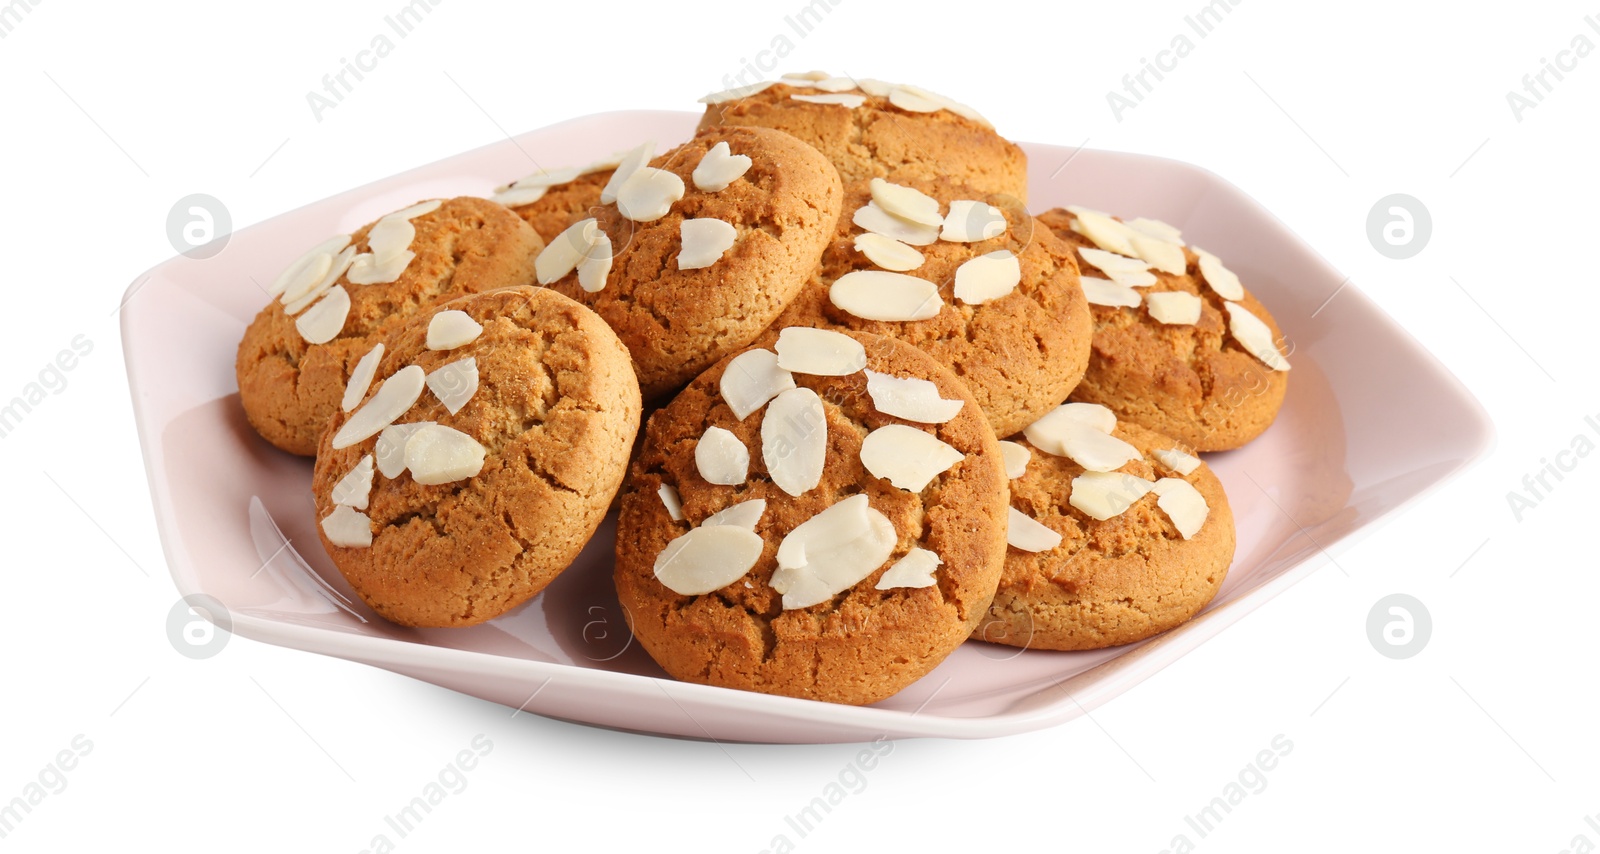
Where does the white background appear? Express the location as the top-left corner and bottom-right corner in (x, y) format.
(2, 1), (1595, 851)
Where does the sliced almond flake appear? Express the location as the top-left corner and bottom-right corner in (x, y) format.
(392, 199), (443, 221)
(1146, 291), (1202, 325)
(364, 215), (416, 261)
(782, 70), (832, 83)
(940, 200), (1007, 242)
(691, 141), (752, 192)
(1072, 209), (1139, 256)
(863, 370), (963, 423)
(1069, 471), (1155, 521)
(616, 166), (686, 223)
(720, 348), (796, 420)
(330, 455), (375, 510)
(953, 250), (1021, 305)
(895, 83), (991, 125)
(1081, 276), (1142, 308)
(703, 498), (766, 530)
(860, 424), (965, 492)
(875, 548), (941, 590)
(1107, 268), (1158, 288)
(1127, 217), (1184, 244)
(811, 76), (860, 93)
(342, 343), (385, 412)
(282, 244), (356, 312)
(295, 285), (350, 345)
(426, 310), (483, 350)
(535, 218), (600, 285)
(1007, 507), (1062, 552)
(774, 327), (866, 376)
(376, 422), (431, 478)
(679, 218), (738, 270)
(695, 426), (750, 486)
(855, 78), (894, 97)
(999, 441), (1030, 479)
(599, 141), (655, 204)
(503, 166), (583, 193)
(1023, 402), (1118, 454)
(426, 357), (478, 415)
(1152, 447), (1202, 476)
(1078, 246), (1150, 275)
(491, 185), (548, 207)
(869, 178), (943, 227)
(576, 230), (613, 292)
(887, 85), (941, 113)
(829, 270), (943, 322)
(699, 81), (776, 104)
(321, 505), (372, 548)
(1152, 477), (1209, 538)
(404, 424), (486, 485)
(853, 233), (925, 271)
(1131, 233), (1187, 275)
(792, 92), (867, 108)
(1225, 302), (1290, 371)
(654, 524), (764, 596)
(762, 387), (826, 496)
(1195, 248), (1245, 300)
(346, 249), (414, 286)
(657, 483), (685, 521)
(332, 365), (426, 450)
(852, 201), (940, 246)
(271, 235), (350, 298)
(278, 251), (333, 307)
(771, 495), (897, 609)
(1055, 422), (1141, 472)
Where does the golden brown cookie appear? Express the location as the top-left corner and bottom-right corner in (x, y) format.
(542, 126), (843, 401)
(237, 197), (543, 456)
(700, 73), (1028, 200)
(977, 408), (1234, 651)
(311, 286), (641, 628)
(614, 328), (1008, 705)
(770, 177), (1093, 438)
(1037, 207), (1290, 452)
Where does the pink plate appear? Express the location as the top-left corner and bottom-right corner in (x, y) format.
(122, 110), (1493, 743)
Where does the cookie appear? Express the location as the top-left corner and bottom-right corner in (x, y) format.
(700, 72), (1028, 201)
(311, 286), (641, 628)
(237, 196), (543, 456)
(539, 126), (843, 400)
(1036, 207), (1290, 451)
(769, 177), (1093, 438)
(492, 160), (616, 245)
(614, 328), (1009, 705)
(977, 405), (1235, 650)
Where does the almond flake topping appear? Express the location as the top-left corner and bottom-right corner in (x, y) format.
(953, 250), (1021, 304)
(1127, 217), (1184, 244)
(1023, 402), (1117, 454)
(774, 327), (867, 376)
(703, 498), (766, 530)
(869, 178), (943, 227)
(330, 455), (375, 510)
(535, 218), (604, 285)
(860, 424), (965, 492)
(792, 92), (867, 108)
(829, 270), (943, 322)
(1225, 302), (1290, 370)
(1152, 447), (1202, 476)
(376, 422), (431, 478)
(294, 285), (350, 345)
(271, 235), (350, 298)
(762, 387), (826, 497)
(321, 505), (372, 549)
(863, 370), (963, 423)
(852, 201), (941, 246)
(332, 365), (426, 450)
(678, 218), (738, 270)
(771, 495), (897, 610)
(426, 357), (478, 415)
(1131, 233), (1187, 275)
(698, 81), (776, 104)
(940, 200), (1007, 242)
(853, 233), (925, 271)
(999, 441), (1030, 479)
(692, 141), (753, 192)
(342, 343), (385, 412)
(404, 424), (485, 485)
(654, 525), (764, 596)
(1069, 471), (1155, 521)
(720, 349), (796, 420)
(1070, 208), (1139, 256)
(695, 426), (750, 486)
(875, 548), (941, 590)
(282, 245), (354, 315)
(426, 310), (482, 351)
(1195, 248), (1245, 300)
(657, 483), (685, 521)
(1146, 291), (1202, 325)
(1081, 276), (1142, 308)
(1007, 507), (1062, 552)
(1152, 477), (1209, 538)
(599, 141), (656, 204)
(616, 166), (685, 223)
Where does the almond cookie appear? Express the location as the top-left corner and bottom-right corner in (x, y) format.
(770, 177), (1093, 438)
(614, 328), (1008, 705)
(538, 127), (843, 400)
(237, 197), (543, 456)
(312, 286), (641, 628)
(1037, 207), (1290, 451)
(491, 158), (617, 244)
(699, 72), (1028, 201)
(977, 404), (1235, 650)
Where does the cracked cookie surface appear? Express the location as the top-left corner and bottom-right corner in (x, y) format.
(614, 330), (1007, 705)
(312, 286), (640, 628)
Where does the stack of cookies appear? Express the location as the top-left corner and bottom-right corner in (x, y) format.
(235, 71), (1290, 706)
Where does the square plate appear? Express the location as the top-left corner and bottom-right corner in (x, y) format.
(123, 110), (1493, 743)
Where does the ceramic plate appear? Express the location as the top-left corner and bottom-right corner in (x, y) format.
(122, 110), (1493, 743)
